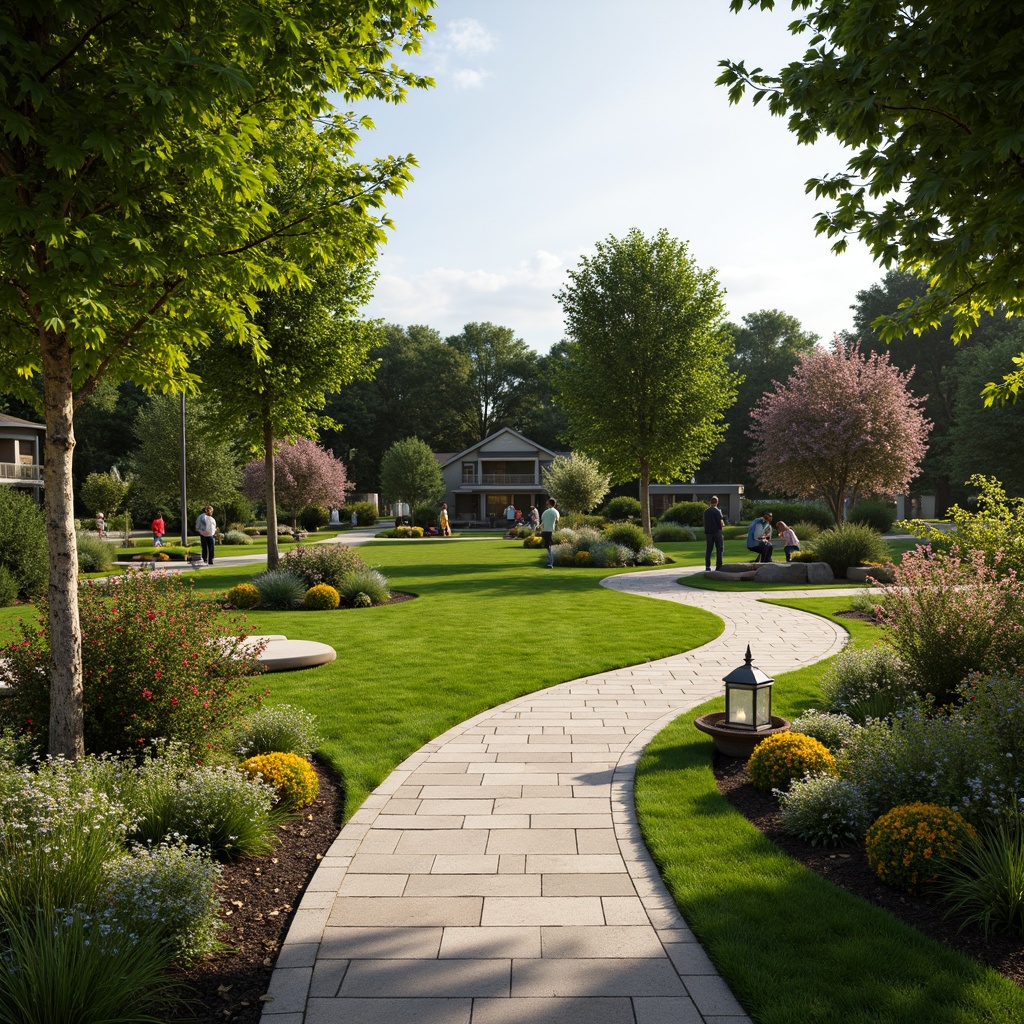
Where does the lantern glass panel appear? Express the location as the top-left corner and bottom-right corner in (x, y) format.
(755, 685), (772, 727)
(726, 686), (755, 728)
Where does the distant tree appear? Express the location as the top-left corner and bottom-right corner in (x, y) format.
(79, 470), (130, 518)
(241, 438), (350, 528)
(541, 455), (610, 515)
(719, 0), (1024, 402)
(748, 343), (931, 524)
(127, 395), (239, 524)
(701, 309), (818, 486)
(71, 381), (149, 492)
(555, 228), (739, 537)
(445, 322), (541, 442)
(379, 437), (445, 519)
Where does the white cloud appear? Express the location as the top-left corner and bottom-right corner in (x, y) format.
(447, 18), (495, 55)
(452, 68), (490, 90)
(418, 16), (496, 90)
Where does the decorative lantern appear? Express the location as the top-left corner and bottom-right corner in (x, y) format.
(723, 645), (774, 731)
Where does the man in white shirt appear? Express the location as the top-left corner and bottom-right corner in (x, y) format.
(540, 498), (560, 568)
(505, 502), (517, 526)
(196, 505), (217, 565)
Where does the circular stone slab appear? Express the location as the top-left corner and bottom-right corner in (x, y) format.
(241, 635), (337, 672)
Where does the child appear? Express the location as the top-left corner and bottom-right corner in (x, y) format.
(777, 521), (800, 562)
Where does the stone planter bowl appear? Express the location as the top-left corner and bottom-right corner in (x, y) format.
(694, 711), (791, 758)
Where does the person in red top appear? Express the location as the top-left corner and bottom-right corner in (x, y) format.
(151, 513), (166, 547)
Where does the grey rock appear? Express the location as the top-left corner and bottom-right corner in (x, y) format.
(704, 570), (757, 582)
(806, 561), (836, 585)
(754, 562), (807, 584)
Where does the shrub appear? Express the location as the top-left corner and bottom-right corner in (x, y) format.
(552, 544), (575, 566)
(651, 523), (695, 543)
(957, 672), (1024, 794)
(879, 546), (1024, 705)
(236, 704), (320, 759)
(575, 550), (592, 566)
(253, 569), (308, 610)
(353, 592), (373, 608)
(789, 520), (821, 542)
(523, 534), (545, 549)
(849, 497), (897, 533)
(103, 842), (222, 964)
(940, 812), (1024, 937)
(551, 527), (576, 545)
(600, 495), (643, 522)
(779, 774), (871, 846)
(344, 500), (379, 527)
(742, 499), (834, 530)
(75, 531), (116, 573)
(819, 645), (915, 722)
(239, 752), (319, 809)
(659, 501), (707, 527)
(636, 546), (669, 566)
(0, 565), (18, 607)
(604, 522), (648, 553)
(243, 526), (262, 536)
(305, 583), (341, 610)
(811, 522), (890, 578)
(280, 543), (367, 589)
(747, 732), (837, 793)
(394, 525), (424, 538)
(336, 568), (391, 605)
(412, 504), (438, 529)
(299, 504), (331, 531)
(227, 582), (261, 609)
(865, 803), (977, 893)
(790, 709), (860, 752)
(587, 542), (632, 568)
(132, 761), (282, 861)
(559, 513), (605, 532)
(217, 492), (255, 530)
(512, 525), (535, 539)
(1, 571), (265, 757)
(221, 529), (254, 545)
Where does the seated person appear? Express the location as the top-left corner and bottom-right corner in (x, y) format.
(746, 512), (774, 563)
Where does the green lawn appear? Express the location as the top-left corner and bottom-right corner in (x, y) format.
(634, 596), (1024, 1024)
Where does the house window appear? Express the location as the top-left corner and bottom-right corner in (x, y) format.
(462, 462), (476, 484)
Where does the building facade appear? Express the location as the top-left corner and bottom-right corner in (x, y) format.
(0, 413), (45, 503)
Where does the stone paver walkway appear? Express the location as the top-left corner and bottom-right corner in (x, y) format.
(262, 567), (853, 1024)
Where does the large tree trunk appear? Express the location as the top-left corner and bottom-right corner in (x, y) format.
(41, 332), (84, 758)
(639, 457), (652, 539)
(264, 419), (279, 570)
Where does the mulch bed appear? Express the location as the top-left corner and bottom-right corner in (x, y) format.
(714, 752), (1024, 987)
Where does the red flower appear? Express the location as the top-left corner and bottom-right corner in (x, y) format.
(142, 689), (153, 700)
(146, 611), (156, 621)
(170, 697), (178, 707)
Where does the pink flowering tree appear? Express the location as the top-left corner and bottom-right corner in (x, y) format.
(242, 438), (351, 529)
(747, 342), (931, 524)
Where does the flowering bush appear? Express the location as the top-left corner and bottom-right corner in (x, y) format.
(779, 774), (871, 846)
(748, 732), (837, 793)
(879, 545), (1024, 704)
(790, 709), (860, 752)
(353, 593), (373, 608)
(227, 582), (261, 609)
(575, 550), (592, 566)
(304, 584), (341, 610)
(820, 644), (915, 722)
(957, 672), (1024, 795)
(280, 543), (366, 589)
(236, 704), (320, 759)
(239, 752), (319, 809)
(523, 534), (545, 549)
(1, 571), (266, 757)
(636, 546), (669, 566)
(221, 529), (254, 545)
(865, 803), (976, 893)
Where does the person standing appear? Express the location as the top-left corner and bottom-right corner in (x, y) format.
(703, 495), (725, 571)
(151, 513), (166, 547)
(745, 511), (773, 563)
(505, 502), (517, 529)
(540, 498), (560, 568)
(95, 511), (106, 539)
(196, 505), (217, 565)
(777, 521), (801, 562)
(440, 502), (451, 537)
(528, 505), (539, 530)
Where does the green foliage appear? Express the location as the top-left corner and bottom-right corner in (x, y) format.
(0, 567), (18, 608)
(541, 454), (610, 514)
(747, 732), (837, 792)
(559, 513), (605, 531)
(73, 532), (116, 574)
(866, 803), (977, 894)
(849, 498), (897, 534)
(789, 520), (822, 542)
(0, 488), (47, 599)
(380, 436), (445, 515)
(743, 499), (834, 530)
(336, 569), (391, 606)
(252, 570), (307, 610)
(352, 592), (373, 608)
(659, 501), (707, 527)
(811, 523), (890, 579)
(820, 645), (916, 723)
(236, 704), (320, 760)
(412, 503), (439, 529)
(779, 774), (871, 847)
(600, 495), (643, 521)
(344, 501), (379, 527)
(299, 505), (331, 531)
(523, 534), (545, 549)
(940, 813), (1024, 938)
(239, 752), (319, 810)
(603, 521), (649, 553)
(304, 584), (341, 610)
(651, 523), (695, 543)
(226, 582), (260, 609)
(280, 544), (367, 589)
(790, 709), (860, 752)
(636, 546), (669, 566)
(79, 470), (130, 517)
(221, 529), (254, 545)
(2, 571), (265, 756)
(217, 492), (255, 530)
(957, 674), (1024, 795)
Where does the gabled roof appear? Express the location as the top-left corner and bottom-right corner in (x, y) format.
(0, 413), (45, 432)
(437, 427), (565, 468)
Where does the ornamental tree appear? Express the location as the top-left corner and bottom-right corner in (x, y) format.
(379, 436), (444, 520)
(541, 454), (610, 515)
(719, 0), (1024, 403)
(241, 438), (350, 528)
(748, 342), (931, 524)
(555, 228), (739, 538)
(0, 1), (431, 757)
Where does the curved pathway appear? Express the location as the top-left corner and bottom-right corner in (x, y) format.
(262, 567), (853, 1024)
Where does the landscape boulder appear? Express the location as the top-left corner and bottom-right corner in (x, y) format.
(704, 569), (757, 581)
(806, 561), (836, 585)
(754, 562), (807, 584)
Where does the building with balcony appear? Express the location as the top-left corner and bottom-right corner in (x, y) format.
(436, 428), (569, 526)
(0, 413), (45, 503)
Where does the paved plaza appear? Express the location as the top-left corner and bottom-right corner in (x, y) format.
(260, 565), (852, 1024)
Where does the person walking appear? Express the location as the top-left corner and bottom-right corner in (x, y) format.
(196, 505), (217, 565)
(745, 512), (773, 563)
(540, 498), (560, 568)
(528, 505), (539, 530)
(95, 512), (106, 539)
(440, 502), (451, 537)
(505, 502), (517, 529)
(151, 513), (166, 547)
(703, 495), (725, 571)
(777, 521), (801, 562)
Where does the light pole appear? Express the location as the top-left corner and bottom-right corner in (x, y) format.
(179, 394), (188, 547)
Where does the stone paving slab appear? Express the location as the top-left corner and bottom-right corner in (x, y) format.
(263, 566), (851, 1023)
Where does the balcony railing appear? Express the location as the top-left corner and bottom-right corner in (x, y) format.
(0, 462), (43, 483)
(478, 473), (538, 486)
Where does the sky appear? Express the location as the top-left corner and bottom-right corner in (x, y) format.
(354, 0), (884, 354)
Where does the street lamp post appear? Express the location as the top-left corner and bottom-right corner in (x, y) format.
(179, 394), (188, 547)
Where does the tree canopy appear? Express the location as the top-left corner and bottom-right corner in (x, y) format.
(379, 436), (444, 517)
(719, 0), (1024, 402)
(748, 342), (931, 524)
(541, 454), (610, 515)
(555, 228), (738, 537)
